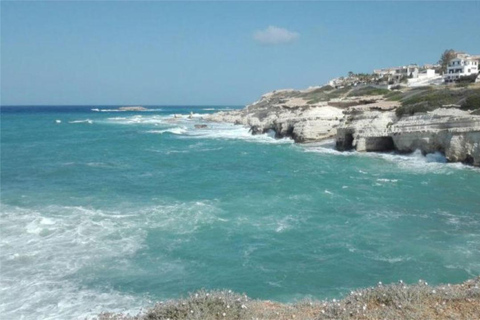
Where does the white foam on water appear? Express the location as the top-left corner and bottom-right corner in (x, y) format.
(146, 127), (187, 135)
(69, 119), (93, 124)
(93, 108), (164, 113)
(0, 200), (222, 319)
(143, 108), (164, 112)
(103, 115), (174, 126)
(99, 114), (293, 144)
(303, 142), (477, 173)
(184, 122), (293, 145)
(99, 114), (292, 144)
(107, 117), (129, 121)
(99, 109), (123, 112)
(376, 178), (398, 183)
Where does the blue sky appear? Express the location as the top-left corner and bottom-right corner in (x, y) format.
(2, 1), (480, 106)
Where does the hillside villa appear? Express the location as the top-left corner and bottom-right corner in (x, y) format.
(444, 53), (480, 83)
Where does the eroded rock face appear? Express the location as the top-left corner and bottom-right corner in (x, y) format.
(203, 93), (342, 142)
(337, 107), (480, 165)
(391, 111), (480, 165)
(336, 110), (397, 152)
(449, 133), (480, 165)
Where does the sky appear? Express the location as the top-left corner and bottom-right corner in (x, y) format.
(1, 1), (480, 106)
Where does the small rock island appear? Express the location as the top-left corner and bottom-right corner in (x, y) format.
(118, 106), (148, 111)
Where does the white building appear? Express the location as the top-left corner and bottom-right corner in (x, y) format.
(444, 53), (479, 82)
(374, 65), (419, 82)
(407, 68), (442, 87)
(373, 67), (397, 77)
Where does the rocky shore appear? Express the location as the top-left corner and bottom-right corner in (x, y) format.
(205, 84), (480, 166)
(99, 277), (480, 320)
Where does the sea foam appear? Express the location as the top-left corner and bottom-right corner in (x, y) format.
(303, 141), (476, 173)
(0, 200), (222, 319)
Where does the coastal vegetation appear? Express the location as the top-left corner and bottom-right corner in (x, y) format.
(99, 277), (480, 320)
(438, 49), (456, 74)
(395, 86), (480, 117)
(346, 86), (390, 97)
(303, 86), (351, 104)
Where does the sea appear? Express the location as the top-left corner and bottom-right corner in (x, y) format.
(1, 105), (479, 319)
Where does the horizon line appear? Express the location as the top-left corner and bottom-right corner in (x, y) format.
(0, 104), (245, 107)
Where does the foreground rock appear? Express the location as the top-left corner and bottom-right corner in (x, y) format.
(99, 277), (480, 320)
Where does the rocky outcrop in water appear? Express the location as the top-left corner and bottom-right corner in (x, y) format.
(118, 106), (148, 111)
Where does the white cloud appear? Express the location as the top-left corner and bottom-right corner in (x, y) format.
(253, 26), (299, 45)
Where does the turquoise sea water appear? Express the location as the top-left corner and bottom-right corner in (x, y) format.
(1, 106), (480, 319)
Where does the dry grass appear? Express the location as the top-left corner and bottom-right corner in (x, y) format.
(97, 277), (480, 320)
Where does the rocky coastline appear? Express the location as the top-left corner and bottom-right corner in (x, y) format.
(100, 277), (480, 319)
(204, 84), (480, 166)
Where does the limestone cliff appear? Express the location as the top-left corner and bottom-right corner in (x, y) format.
(204, 85), (480, 166)
(205, 88), (343, 142)
(336, 107), (480, 165)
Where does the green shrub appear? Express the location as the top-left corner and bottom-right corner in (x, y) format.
(107, 290), (250, 320)
(411, 86), (434, 91)
(317, 85), (334, 92)
(395, 103), (438, 117)
(461, 94), (480, 110)
(98, 278), (480, 320)
(347, 86), (390, 97)
(302, 85), (338, 104)
(456, 73), (478, 84)
(385, 91), (403, 101)
(395, 87), (480, 117)
(402, 89), (462, 106)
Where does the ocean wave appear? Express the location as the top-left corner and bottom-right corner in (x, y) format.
(103, 114), (292, 144)
(146, 127), (187, 135)
(303, 142), (477, 173)
(104, 115), (165, 125)
(143, 108), (164, 112)
(0, 200), (222, 319)
(184, 123), (293, 144)
(68, 119), (93, 124)
(92, 108), (163, 112)
(93, 108), (123, 112)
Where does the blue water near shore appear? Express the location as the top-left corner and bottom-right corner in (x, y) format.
(1, 105), (480, 319)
